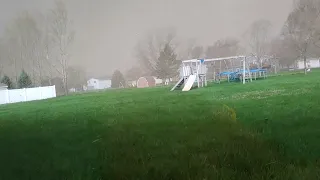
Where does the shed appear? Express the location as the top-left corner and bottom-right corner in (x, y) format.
(137, 76), (156, 88)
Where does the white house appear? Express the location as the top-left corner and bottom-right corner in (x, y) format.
(296, 58), (320, 69)
(127, 80), (137, 87)
(153, 77), (163, 85)
(87, 78), (112, 90)
(0, 83), (8, 90)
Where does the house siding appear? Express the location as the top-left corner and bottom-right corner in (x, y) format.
(87, 78), (111, 90)
(296, 59), (320, 69)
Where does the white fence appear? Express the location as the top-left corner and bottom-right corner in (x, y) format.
(0, 86), (56, 105)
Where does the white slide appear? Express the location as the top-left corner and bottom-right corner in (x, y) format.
(182, 75), (196, 91)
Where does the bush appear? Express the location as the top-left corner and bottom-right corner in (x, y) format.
(111, 70), (126, 88)
(1, 75), (14, 89)
(18, 70), (32, 88)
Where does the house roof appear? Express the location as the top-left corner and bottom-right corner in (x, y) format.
(0, 83), (8, 87)
(88, 76), (112, 81)
(142, 76), (156, 84)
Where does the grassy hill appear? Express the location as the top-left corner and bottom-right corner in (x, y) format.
(0, 71), (320, 179)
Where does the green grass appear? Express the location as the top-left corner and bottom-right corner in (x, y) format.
(1, 70), (320, 179)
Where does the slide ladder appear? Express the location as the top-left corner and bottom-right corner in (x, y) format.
(182, 74), (196, 92)
(170, 77), (185, 91)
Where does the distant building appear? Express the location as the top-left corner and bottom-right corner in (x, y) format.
(137, 76), (156, 88)
(87, 78), (112, 90)
(296, 58), (320, 69)
(0, 83), (8, 90)
(127, 80), (137, 87)
(153, 76), (163, 85)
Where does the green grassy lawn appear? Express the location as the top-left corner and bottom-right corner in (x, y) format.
(0, 70), (320, 179)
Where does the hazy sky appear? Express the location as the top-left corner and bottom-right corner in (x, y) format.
(0, 0), (293, 77)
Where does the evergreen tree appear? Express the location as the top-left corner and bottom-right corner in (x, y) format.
(1, 75), (14, 89)
(155, 43), (179, 80)
(18, 70), (32, 88)
(111, 70), (126, 88)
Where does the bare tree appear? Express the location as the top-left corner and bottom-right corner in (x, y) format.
(206, 37), (242, 58)
(204, 37), (243, 75)
(0, 10), (60, 87)
(49, 0), (75, 94)
(245, 19), (272, 67)
(135, 27), (176, 76)
(180, 38), (204, 59)
(2, 12), (42, 83)
(189, 46), (204, 59)
(270, 36), (299, 69)
(6, 41), (19, 81)
(66, 66), (87, 90)
(283, 0), (320, 74)
(28, 17), (43, 86)
(0, 40), (4, 78)
(37, 12), (56, 86)
(125, 66), (143, 81)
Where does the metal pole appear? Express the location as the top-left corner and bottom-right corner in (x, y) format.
(219, 61), (222, 84)
(196, 61), (200, 87)
(205, 75), (207, 86)
(213, 62), (216, 82)
(202, 76), (204, 87)
(243, 57), (246, 84)
(182, 62), (186, 83)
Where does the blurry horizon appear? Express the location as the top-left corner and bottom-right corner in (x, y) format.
(0, 0), (293, 77)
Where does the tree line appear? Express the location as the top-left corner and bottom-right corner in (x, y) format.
(131, 0), (320, 79)
(1, 0), (319, 93)
(0, 0), (81, 94)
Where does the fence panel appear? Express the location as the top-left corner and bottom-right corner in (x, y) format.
(0, 86), (56, 105)
(8, 89), (25, 103)
(40, 86), (56, 99)
(0, 90), (8, 104)
(26, 87), (41, 101)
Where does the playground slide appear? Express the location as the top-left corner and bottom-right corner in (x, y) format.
(170, 77), (184, 91)
(182, 74), (196, 92)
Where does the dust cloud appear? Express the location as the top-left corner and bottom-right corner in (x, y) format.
(0, 0), (293, 77)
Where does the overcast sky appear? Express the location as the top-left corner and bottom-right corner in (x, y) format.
(0, 0), (293, 77)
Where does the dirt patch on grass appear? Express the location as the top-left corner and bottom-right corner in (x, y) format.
(218, 88), (311, 100)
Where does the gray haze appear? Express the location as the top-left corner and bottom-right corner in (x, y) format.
(0, 0), (293, 77)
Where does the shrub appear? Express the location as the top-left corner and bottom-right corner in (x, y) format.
(1, 75), (14, 89)
(18, 70), (32, 88)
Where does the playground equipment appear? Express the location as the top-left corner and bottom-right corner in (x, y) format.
(182, 74), (196, 91)
(171, 55), (268, 91)
(217, 68), (267, 83)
